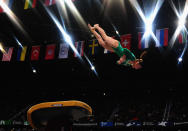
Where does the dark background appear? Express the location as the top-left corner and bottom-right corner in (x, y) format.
(0, 0), (188, 120)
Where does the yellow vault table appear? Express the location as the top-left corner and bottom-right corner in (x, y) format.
(27, 100), (92, 129)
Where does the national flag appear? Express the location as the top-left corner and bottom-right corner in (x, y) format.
(156, 28), (168, 47)
(24, 0), (37, 10)
(45, 0), (56, 6)
(17, 46), (27, 61)
(178, 30), (187, 44)
(104, 48), (111, 54)
(0, 0), (14, 13)
(2, 47), (13, 61)
(120, 34), (132, 50)
(58, 43), (69, 59)
(45, 44), (56, 60)
(138, 32), (148, 49)
(74, 41), (84, 57)
(88, 39), (99, 55)
(30, 45), (40, 61)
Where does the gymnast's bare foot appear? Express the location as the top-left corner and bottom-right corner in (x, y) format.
(94, 24), (99, 28)
(88, 24), (95, 32)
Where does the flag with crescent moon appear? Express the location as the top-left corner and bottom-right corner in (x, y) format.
(31, 45), (40, 61)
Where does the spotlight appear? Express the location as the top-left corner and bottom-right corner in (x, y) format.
(144, 18), (153, 37)
(0, 42), (6, 53)
(33, 69), (37, 73)
(111, 24), (120, 37)
(91, 66), (95, 71)
(128, 0), (164, 46)
(84, 53), (98, 77)
(169, 0), (188, 47)
(178, 57), (183, 62)
(32, 67), (37, 74)
(178, 18), (186, 30)
(14, 36), (23, 48)
(0, 0), (30, 40)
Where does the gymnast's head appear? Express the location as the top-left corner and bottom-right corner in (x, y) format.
(128, 51), (146, 70)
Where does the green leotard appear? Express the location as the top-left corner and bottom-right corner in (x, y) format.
(112, 42), (136, 66)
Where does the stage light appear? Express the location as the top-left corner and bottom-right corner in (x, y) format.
(128, 0), (164, 46)
(33, 69), (36, 73)
(91, 66), (95, 71)
(169, 0), (188, 47)
(0, 42), (6, 53)
(144, 18), (153, 38)
(178, 18), (186, 30)
(84, 54), (98, 77)
(0, 0), (30, 40)
(32, 67), (37, 74)
(57, 0), (88, 30)
(14, 36), (23, 48)
(178, 39), (188, 64)
(178, 57), (182, 62)
(115, 30), (119, 35)
(111, 24), (120, 37)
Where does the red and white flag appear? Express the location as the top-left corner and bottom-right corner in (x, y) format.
(74, 41), (84, 57)
(2, 47), (13, 61)
(30, 45), (40, 61)
(120, 34), (132, 50)
(45, 44), (56, 60)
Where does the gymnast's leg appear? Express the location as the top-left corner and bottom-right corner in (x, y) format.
(94, 24), (119, 48)
(88, 24), (114, 52)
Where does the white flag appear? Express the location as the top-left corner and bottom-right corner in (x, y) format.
(58, 43), (69, 59)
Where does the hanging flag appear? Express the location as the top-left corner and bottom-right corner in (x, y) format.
(24, 0), (37, 10)
(30, 45), (40, 61)
(0, 0), (14, 13)
(58, 43), (69, 59)
(2, 47), (13, 61)
(74, 41), (84, 57)
(120, 34), (132, 50)
(138, 32), (148, 50)
(17, 46), (27, 61)
(45, 0), (56, 6)
(45, 44), (56, 60)
(178, 30), (187, 44)
(88, 39), (99, 55)
(156, 28), (168, 47)
(104, 48), (111, 54)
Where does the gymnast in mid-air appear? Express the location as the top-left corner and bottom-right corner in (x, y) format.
(88, 24), (146, 70)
